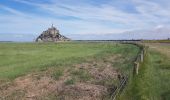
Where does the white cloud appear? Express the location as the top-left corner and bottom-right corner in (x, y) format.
(0, 0), (170, 40)
(155, 25), (164, 29)
(0, 4), (25, 16)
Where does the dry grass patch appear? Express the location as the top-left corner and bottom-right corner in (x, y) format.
(57, 83), (108, 100)
(0, 55), (122, 100)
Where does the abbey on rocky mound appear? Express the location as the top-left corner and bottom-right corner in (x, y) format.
(36, 25), (70, 42)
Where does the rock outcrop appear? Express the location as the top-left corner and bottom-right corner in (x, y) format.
(36, 25), (70, 42)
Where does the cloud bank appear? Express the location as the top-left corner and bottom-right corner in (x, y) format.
(0, 0), (170, 41)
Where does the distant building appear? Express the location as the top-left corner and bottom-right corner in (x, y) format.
(36, 25), (70, 42)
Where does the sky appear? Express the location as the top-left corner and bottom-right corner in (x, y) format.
(0, 0), (170, 41)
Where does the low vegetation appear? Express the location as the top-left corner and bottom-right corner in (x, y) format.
(0, 42), (139, 100)
(0, 42), (113, 80)
(2, 42), (169, 100)
(120, 43), (170, 100)
(52, 69), (64, 80)
(71, 69), (92, 82)
(64, 78), (75, 85)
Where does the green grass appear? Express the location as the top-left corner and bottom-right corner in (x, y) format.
(64, 78), (75, 85)
(112, 44), (140, 74)
(1, 42), (169, 100)
(0, 42), (139, 80)
(143, 40), (170, 43)
(52, 69), (63, 80)
(71, 69), (92, 82)
(120, 45), (170, 100)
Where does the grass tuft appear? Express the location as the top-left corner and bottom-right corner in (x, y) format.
(64, 78), (75, 85)
(52, 70), (63, 80)
(71, 69), (91, 82)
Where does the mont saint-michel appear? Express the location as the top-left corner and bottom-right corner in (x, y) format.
(36, 25), (70, 42)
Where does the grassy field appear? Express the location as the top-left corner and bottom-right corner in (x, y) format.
(1, 42), (169, 100)
(143, 40), (170, 43)
(0, 42), (139, 80)
(120, 43), (170, 100)
(0, 42), (140, 99)
(0, 42), (107, 80)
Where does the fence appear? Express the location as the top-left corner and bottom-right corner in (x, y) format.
(110, 75), (128, 100)
(110, 43), (148, 100)
(133, 44), (147, 75)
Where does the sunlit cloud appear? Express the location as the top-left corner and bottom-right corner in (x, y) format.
(0, 0), (170, 41)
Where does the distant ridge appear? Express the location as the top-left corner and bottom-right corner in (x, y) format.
(0, 41), (13, 42)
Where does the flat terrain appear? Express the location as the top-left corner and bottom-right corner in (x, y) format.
(0, 42), (115, 80)
(120, 43), (170, 100)
(0, 42), (139, 100)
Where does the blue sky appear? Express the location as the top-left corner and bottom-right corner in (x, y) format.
(0, 0), (170, 41)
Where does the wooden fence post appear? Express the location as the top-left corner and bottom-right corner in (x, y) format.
(134, 62), (139, 75)
(141, 51), (144, 62)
